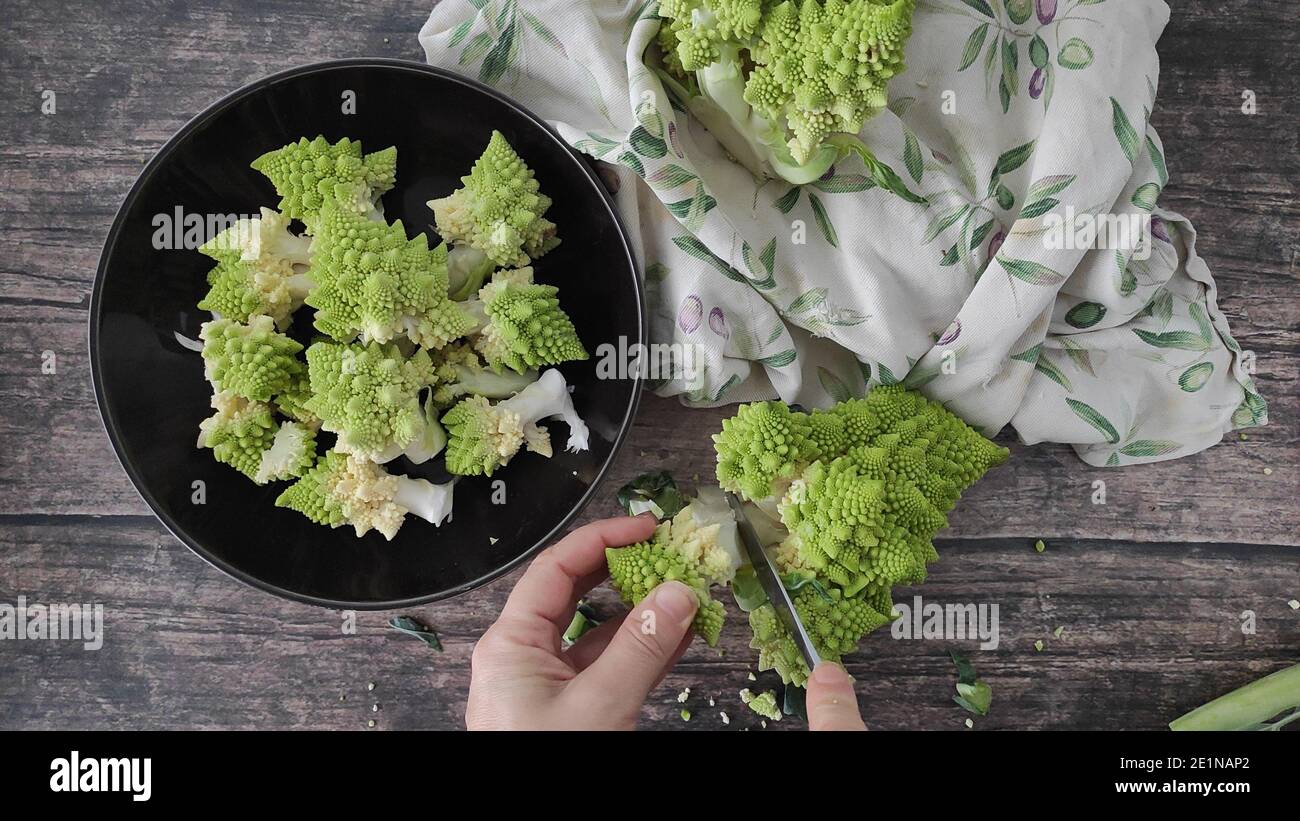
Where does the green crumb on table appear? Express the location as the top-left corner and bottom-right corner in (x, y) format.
(1054, 626), (1065, 638)
(1288, 600), (1299, 611)
(1034, 639), (1045, 652)
(680, 709), (691, 722)
(1263, 467), (1273, 475)
(1034, 539), (1046, 553)
(740, 688), (782, 721)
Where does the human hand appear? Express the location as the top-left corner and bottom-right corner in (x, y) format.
(465, 514), (700, 730)
(806, 662), (868, 731)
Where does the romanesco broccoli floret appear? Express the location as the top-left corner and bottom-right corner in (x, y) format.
(304, 200), (475, 349)
(653, 497), (742, 586)
(199, 207), (313, 273)
(430, 342), (538, 408)
(655, 0), (921, 191)
(253, 420), (318, 484)
(427, 130), (559, 267)
(200, 315), (305, 403)
(196, 208), (314, 330)
(303, 340), (438, 463)
(713, 399), (821, 500)
(465, 267), (588, 374)
(748, 602), (808, 686)
(275, 450), (454, 540)
(441, 368), (588, 475)
(197, 391), (279, 481)
(740, 688), (782, 721)
(605, 539), (727, 647)
(251, 136), (396, 229)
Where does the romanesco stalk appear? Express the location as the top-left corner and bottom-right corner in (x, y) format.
(427, 130), (559, 267)
(430, 342), (539, 408)
(441, 368), (588, 476)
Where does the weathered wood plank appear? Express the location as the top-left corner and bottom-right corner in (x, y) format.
(1, 518), (1296, 730)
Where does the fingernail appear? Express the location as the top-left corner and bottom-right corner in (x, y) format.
(812, 661), (850, 686)
(635, 511), (658, 521)
(653, 581), (698, 624)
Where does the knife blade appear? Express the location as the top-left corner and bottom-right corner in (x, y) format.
(725, 491), (822, 671)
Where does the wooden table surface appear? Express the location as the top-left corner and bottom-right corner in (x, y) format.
(1, 0), (1296, 731)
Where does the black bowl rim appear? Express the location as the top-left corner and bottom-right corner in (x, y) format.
(88, 57), (646, 611)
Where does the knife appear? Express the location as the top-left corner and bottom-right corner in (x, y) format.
(725, 491), (823, 671)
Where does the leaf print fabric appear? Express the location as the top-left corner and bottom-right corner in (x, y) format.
(420, 0), (1264, 466)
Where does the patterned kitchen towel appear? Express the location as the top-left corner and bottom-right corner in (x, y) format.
(419, 0), (1266, 465)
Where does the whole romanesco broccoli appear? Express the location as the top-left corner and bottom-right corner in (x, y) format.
(465, 268), (588, 374)
(275, 450), (454, 540)
(251, 136), (396, 229)
(200, 315), (305, 403)
(654, 0), (924, 197)
(304, 200), (475, 349)
(710, 385), (1009, 687)
(303, 340), (438, 463)
(427, 130), (559, 268)
(441, 368), (588, 476)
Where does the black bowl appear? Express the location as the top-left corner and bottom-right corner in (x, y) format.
(90, 59), (644, 609)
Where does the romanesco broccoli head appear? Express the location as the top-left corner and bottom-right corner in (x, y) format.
(605, 540), (727, 646)
(197, 391), (279, 481)
(721, 385), (1009, 684)
(713, 400), (820, 500)
(250, 136), (396, 229)
(303, 340), (435, 461)
(746, 0), (913, 162)
(748, 602), (809, 686)
(473, 268), (588, 374)
(441, 369), (588, 475)
(200, 315), (305, 403)
(305, 201), (475, 349)
(427, 130), (559, 267)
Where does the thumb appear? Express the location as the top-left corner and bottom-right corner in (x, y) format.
(575, 581), (698, 713)
(806, 662), (868, 731)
